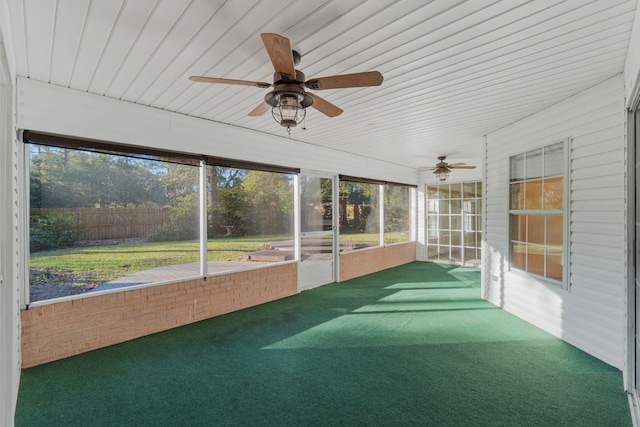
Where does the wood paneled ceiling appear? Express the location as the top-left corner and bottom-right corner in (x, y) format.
(4, 0), (638, 170)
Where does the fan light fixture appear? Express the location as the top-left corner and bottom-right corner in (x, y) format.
(434, 168), (450, 182)
(271, 92), (306, 132)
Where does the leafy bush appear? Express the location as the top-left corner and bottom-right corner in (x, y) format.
(208, 186), (249, 236)
(30, 212), (80, 252)
(147, 194), (199, 242)
(146, 224), (197, 242)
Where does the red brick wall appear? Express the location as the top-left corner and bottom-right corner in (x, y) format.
(339, 242), (416, 281)
(21, 263), (297, 368)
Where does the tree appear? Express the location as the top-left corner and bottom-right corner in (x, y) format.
(211, 186), (249, 236)
(146, 163), (200, 241)
(384, 185), (410, 232)
(339, 181), (377, 232)
(206, 167), (250, 235)
(30, 145), (168, 208)
(243, 171), (294, 235)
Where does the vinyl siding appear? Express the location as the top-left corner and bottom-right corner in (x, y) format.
(484, 75), (626, 368)
(624, 1), (640, 106)
(0, 44), (19, 427)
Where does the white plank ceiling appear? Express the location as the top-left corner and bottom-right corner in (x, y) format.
(4, 0), (638, 170)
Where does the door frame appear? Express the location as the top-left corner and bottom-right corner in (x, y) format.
(626, 105), (640, 424)
(297, 171), (338, 291)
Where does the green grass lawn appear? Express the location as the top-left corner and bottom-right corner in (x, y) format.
(341, 231), (411, 247)
(30, 233), (413, 290)
(30, 236), (288, 283)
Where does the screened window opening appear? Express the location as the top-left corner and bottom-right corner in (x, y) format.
(28, 143), (200, 302)
(26, 133), (413, 302)
(384, 184), (413, 244)
(26, 135), (299, 303)
(338, 180), (381, 251)
(509, 141), (565, 282)
(206, 165), (295, 264)
(426, 182), (482, 266)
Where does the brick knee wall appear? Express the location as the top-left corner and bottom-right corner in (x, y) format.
(339, 242), (417, 281)
(21, 263), (297, 368)
(22, 245), (417, 368)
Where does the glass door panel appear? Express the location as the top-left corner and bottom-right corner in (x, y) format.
(299, 175), (335, 290)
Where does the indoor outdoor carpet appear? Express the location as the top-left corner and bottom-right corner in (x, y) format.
(15, 262), (632, 426)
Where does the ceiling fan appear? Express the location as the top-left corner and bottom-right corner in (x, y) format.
(189, 33), (383, 131)
(427, 156), (477, 182)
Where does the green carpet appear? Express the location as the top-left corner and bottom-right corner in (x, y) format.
(15, 262), (631, 426)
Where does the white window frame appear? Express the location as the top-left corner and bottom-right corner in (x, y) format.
(507, 138), (570, 289)
(425, 181), (483, 266)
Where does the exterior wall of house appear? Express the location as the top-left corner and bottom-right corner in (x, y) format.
(624, 2), (640, 108)
(21, 262), (297, 368)
(483, 75), (626, 369)
(339, 242), (417, 282)
(0, 39), (20, 427)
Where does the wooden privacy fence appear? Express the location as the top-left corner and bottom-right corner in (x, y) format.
(32, 207), (170, 241)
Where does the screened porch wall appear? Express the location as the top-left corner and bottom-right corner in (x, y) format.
(484, 75), (626, 369)
(15, 77), (419, 366)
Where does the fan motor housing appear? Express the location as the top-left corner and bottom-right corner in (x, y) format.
(264, 81), (314, 109)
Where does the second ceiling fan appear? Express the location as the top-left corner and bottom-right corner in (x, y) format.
(427, 156), (477, 182)
(189, 33), (383, 130)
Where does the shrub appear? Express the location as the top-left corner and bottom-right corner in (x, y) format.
(208, 187), (248, 236)
(30, 212), (80, 252)
(147, 194), (199, 242)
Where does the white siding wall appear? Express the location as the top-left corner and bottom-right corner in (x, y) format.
(16, 78), (416, 186)
(624, 2), (640, 107)
(484, 76), (626, 368)
(0, 41), (19, 427)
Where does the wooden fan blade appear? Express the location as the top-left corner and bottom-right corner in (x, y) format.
(449, 165), (476, 169)
(248, 102), (270, 116)
(189, 76), (271, 88)
(447, 162), (466, 167)
(260, 33), (296, 79)
(310, 94), (343, 117)
(305, 71), (383, 90)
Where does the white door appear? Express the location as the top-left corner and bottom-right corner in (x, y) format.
(298, 174), (336, 291)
